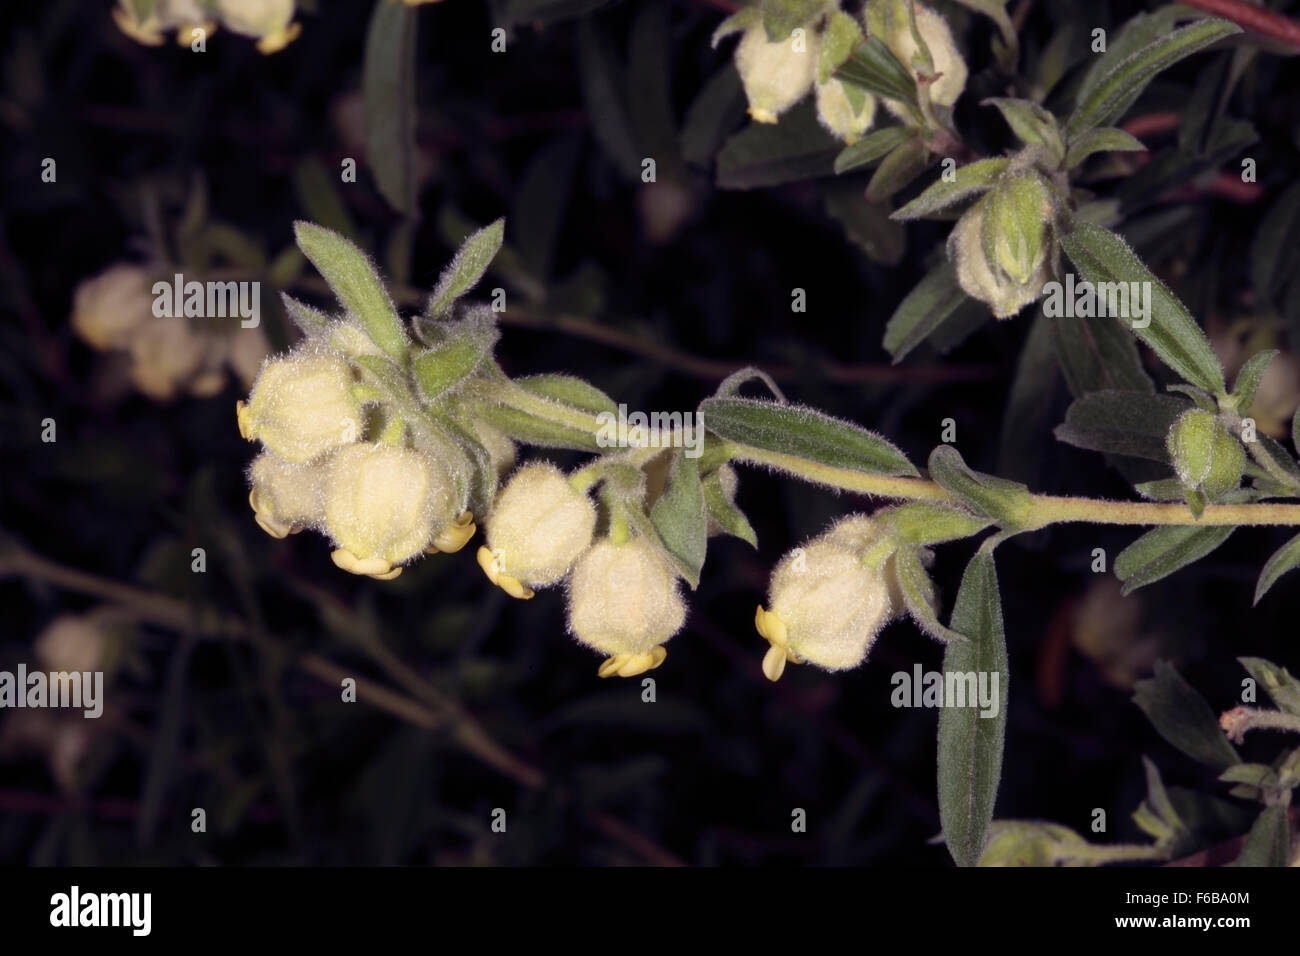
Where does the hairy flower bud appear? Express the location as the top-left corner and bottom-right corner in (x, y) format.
(815, 77), (877, 143)
(237, 351), (363, 464)
(985, 172), (1052, 286)
(755, 535), (893, 681)
(566, 537), (686, 677)
(323, 443), (458, 579)
(1167, 408), (1245, 500)
(215, 0), (301, 53)
(869, 0), (968, 108)
(247, 452), (325, 538)
(480, 462), (597, 598)
(734, 22), (818, 124)
(71, 264), (156, 351)
(949, 197), (1049, 319)
(35, 615), (107, 674)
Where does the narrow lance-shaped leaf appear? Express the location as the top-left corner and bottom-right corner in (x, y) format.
(938, 545), (1010, 867)
(1133, 661), (1240, 771)
(702, 470), (757, 548)
(1115, 525), (1235, 595)
(1254, 532), (1300, 605)
(1064, 127), (1147, 169)
(1237, 657), (1300, 717)
(700, 397), (919, 478)
(893, 545), (966, 644)
(927, 446), (1033, 528)
(833, 125), (913, 175)
(1065, 19), (1242, 138)
(834, 36), (918, 106)
(883, 259), (982, 361)
(294, 222), (408, 364)
(1231, 349), (1278, 412)
(982, 99), (1063, 160)
(891, 159), (1010, 221)
(362, 0), (418, 216)
(1059, 222), (1226, 394)
(1053, 391), (1188, 463)
(1230, 806), (1290, 867)
(427, 218), (506, 318)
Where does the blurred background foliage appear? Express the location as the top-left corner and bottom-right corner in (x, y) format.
(1, 0), (1300, 865)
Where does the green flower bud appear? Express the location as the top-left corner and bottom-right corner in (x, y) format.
(247, 452), (325, 539)
(755, 534), (893, 682)
(323, 443), (458, 579)
(985, 172), (1052, 286)
(815, 78), (877, 143)
(869, 0), (968, 108)
(480, 462), (597, 597)
(237, 350), (363, 464)
(1166, 409), (1245, 499)
(978, 821), (1090, 867)
(949, 197), (1049, 319)
(734, 21), (818, 124)
(566, 537), (686, 678)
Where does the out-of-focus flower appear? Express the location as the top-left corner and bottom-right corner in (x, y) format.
(215, 0), (301, 54)
(71, 264), (155, 350)
(35, 615), (107, 674)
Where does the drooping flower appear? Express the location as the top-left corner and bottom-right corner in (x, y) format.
(237, 350), (363, 464)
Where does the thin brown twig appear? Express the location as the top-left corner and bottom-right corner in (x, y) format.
(1180, 0), (1300, 52)
(292, 275), (998, 386)
(0, 545), (683, 865)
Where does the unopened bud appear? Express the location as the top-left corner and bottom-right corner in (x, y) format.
(323, 443), (457, 579)
(237, 350), (363, 463)
(481, 462), (597, 598)
(949, 197), (1049, 319)
(248, 452), (325, 539)
(734, 22), (818, 124)
(869, 0), (968, 108)
(566, 537), (686, 677)
(985, 172), (1052, 286)
(35, 615), (107, 674)
(755, 534), (893, 682)
(215, 0), (301, 53)
(815, 78), (877, 143)
(1166, 409), (1244, 499)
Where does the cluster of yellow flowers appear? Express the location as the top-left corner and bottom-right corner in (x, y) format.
(238, 331), (692, 678)
(717, 0), (967, 142)
(113, 0), (302, 54)
(71, 263), (269, 401)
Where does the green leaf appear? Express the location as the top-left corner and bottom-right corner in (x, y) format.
(1133, 661), (1239, 771)
(427, 218), (506, 319)
(938, 545), (1010, 867)
(1047, 308), (1153, 397)
(927, 445), (1033, 528)
(627, 0), (686, 184)
(649, 451), (707, 588)
(1255, 532), (1300, 605)
(1053, 391), (1188, 462)
(362, 0), (418, 217)
(893, 544), (965, 644)
(878, 502), (991, 546)
(716, 102), (841, 190)
(1133, 755), (1185, 846)
(835, 36), (918, 106)
(983, 99), (1063, 161)
(293, 222), (407, 364)
(411, 317), (498, 403)
(832, 125), (913, 174)
(680, 65), (747, 168)
(864, 136), (931, 203)
(1063, 126), (1147, 169)
(759, 0), (824, 41)
(702, 469), (757, 548)
(1251, 182), (1300, 306)
(1246, 434), (1300, 490)
(1230, 806), (1290, 867)
(818, 9), (864, 83)
(700, 397), (920, 477)
(883, 260), (984, 361)
(517, 374), (618, 416)
(1059, 222), (1226, 394)
(474, 402), (601, 452)
(1065, 19), (1242, 139)
(1232, 349), (1279, 413)
(710, 6), (761, 48)
(891, 159), (1010, 221)
(997, 314), (1058, 486)
(1237, 658), (1300, 717)
(1115, 525), (1235, 595)
(577, 16), (642, 181)
(820, 179), (906, 266)
(291, 157), (359, 241)
(280, 293), (333, 337)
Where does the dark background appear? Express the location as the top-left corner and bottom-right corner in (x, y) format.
(1, 0), (1299, 865)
